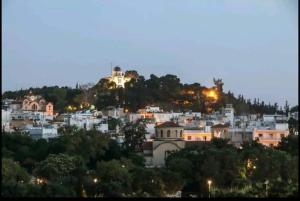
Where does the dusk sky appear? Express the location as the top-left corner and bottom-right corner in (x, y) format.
(2, 0), (298, 107)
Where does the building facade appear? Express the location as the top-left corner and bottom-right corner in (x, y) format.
(106, 66), (132, 88)
(253, 128), (289, 147)
(22, 91), (54, 115)
(144, 122), (185, 167)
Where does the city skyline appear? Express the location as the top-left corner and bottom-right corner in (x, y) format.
(2, 0), (298, 106)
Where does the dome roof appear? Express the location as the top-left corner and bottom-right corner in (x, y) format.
(156, 121), (182, 128)
(113, 66), (121, 71)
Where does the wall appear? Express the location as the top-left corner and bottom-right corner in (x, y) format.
(152, 140), (185, 167)
(253, 129), (289, 147)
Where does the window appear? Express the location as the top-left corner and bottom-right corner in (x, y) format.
(180, 130), (183, 138)
(280, 134), (285, 138)
(32, 104), (37, 110)
(204, 136), (207, 141)
(167, 130), (170, 137)
(188, 136), (191, 140)
(175, 130), (178, 137)
(161, 130), (163, 138)
(258, 134), (263, 137)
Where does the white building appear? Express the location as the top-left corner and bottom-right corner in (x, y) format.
(153, 112), (182, 123)
(145, 106), (161, 113)
(128, 113), (144, 123)
(275, 122), (289, 131)
(106, 107), (125, 118)
(145, 123), (156, 139)
(28, 125), (58, 140)
(66, 110), (109, 132)
(95, 121), (109, 133)
(290, 112), (298, 120)
(263, 115), (276, 122)
(2, 109), (11, 132)
(106, 66), (132, 88)
(223, 104), (234, 127)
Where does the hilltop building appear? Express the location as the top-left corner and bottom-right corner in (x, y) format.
(105, 66), (137, 88)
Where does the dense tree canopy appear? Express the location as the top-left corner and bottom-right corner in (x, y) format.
(2, 131), (298, 197)
(3, 72), (293, 114)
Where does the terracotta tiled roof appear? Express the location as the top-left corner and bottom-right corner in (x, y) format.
(156, 121), (182, 128)
(211, 123), (230, 128)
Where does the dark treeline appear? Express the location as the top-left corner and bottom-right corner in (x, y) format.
(2, 128), (298, 197)
(2, 73), (296, 115)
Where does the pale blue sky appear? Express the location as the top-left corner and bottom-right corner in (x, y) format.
(2, 0), (298, 106)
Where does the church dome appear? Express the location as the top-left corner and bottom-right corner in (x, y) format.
(113, 66), (121, 71)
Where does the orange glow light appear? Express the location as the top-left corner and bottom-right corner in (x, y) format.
(203, 89), (218, 100)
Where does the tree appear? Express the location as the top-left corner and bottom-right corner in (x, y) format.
(277, 134), (298, 156)
(159, 169), (184, 195)
(123, 120), (146, 152)
(2, 158), (31, 184)
(131, 167), (165, 197)
(33, 154), (79, 183)
(284, 100), (289, 117)
(95, 160), (133, 197)
(287, 117), (299, 136)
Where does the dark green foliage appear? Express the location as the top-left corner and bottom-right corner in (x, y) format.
(3, 74), (294, 114)
(277, 134), (298, 156)
(123, 120), (146, 152)
(3, 86), (81, 113)
(2, 127), (298, 197)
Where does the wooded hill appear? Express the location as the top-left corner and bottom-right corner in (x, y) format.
(3, 72), (296, 115)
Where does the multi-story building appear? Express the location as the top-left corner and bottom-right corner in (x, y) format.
(65, 110), (108, 133)
(253, 128), (289, 147)
(223, 104), (234, 127)
(28, 125), (58, 140)
(182, 129), (212, 141)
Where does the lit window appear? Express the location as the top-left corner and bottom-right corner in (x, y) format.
(258, 134), (263, 137)
(188, 136), (191, 140)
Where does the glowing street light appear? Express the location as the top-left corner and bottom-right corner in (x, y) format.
(207, 179), (212, 198)
(93, 178), (98, 183)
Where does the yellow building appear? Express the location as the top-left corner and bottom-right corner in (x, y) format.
(182, 130), (212, 141)
(253, 129), (289, 147)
